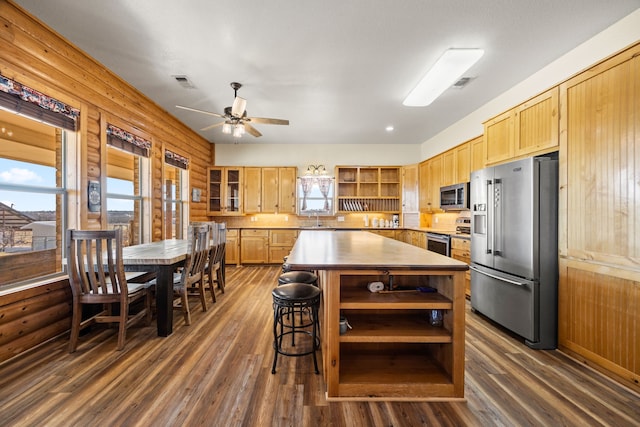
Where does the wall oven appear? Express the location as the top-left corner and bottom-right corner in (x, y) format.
(427, 232), (451, 256)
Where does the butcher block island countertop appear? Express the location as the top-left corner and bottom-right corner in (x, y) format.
(287, 230), (468, 401)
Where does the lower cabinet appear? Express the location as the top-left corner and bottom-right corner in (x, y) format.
(238, 228), (298, 265)
(450, 236), (471, 297)
(225, 229), (239, 265)
(240, 229), (269, 264)
(367, 229), (396, 239)
(268, 229), (298, 264)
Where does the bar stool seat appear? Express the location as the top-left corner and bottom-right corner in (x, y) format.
(278, 271), (318, 286)
(271, 283), (321, 374)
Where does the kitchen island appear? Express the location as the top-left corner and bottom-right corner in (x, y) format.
(286, 230), (468, 401)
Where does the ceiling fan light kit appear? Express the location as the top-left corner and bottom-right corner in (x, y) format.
(403, 48), (484, 107)
(176, 82), (289, 139)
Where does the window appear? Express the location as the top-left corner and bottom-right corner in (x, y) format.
(106, 146), (146, 246)
(0, 110), (68, 287)
(298, 176), (334, 216)
(163, 163), (188, 239)
(163, 149), (189, 240)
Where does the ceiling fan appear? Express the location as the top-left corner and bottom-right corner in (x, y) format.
(176, 82), (289, 138)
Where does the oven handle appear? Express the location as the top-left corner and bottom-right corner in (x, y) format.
(426, 233), (450, 243)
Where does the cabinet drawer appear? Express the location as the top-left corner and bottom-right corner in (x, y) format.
(451, 237), (470, 251)
(241, 229), (269, 237)
(227, 229), (238, 237)
(450, 248), (470, 263)
(269, 229), (298, 246)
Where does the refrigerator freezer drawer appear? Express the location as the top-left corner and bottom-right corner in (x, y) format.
(470, 265), (538, 343)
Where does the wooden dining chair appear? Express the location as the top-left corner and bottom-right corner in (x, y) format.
(66, 229), (151, 352)
(191, 222), (226, 306)
(173, 224), (210, 325)
(210, 223), (226, 294)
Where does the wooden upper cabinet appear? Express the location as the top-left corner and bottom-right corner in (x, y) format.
(455, 142), (470, 183)
(418, 156), (442, 212)
(335, 166), (401, 213)
(402, 164), (419, 213)
(469, 135), (484, 173)
(560, 46), (639, 268)
(441, 149), (456, 186)
(277, 167), (297, 214)
(207, 167), (243, 215)
(243, 167), (262, 214)
(484, 109), (513, 165)
(428, 156), (442, 212)
(484, 87), (559, 166)
(441, 142), (471, 186)
(418, 160), (430, 212)
(243, 166), (297, 214)
(514, 87), (559, 157)
(261, 167), (279, 213)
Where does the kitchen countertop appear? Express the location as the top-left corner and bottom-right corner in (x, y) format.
(228, 225), (461, 235)
(287, 230), (468, 270)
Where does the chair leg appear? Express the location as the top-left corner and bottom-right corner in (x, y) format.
(116, 302), (128, 351)
(181, 289), (192, 325)
(209, 269), (218, 302)
(68, 303), (82, 353)
(198, 278), (208, 312)
(216, 268), (225, 293)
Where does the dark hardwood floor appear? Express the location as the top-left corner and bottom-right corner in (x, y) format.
(1, 266), (638, 426)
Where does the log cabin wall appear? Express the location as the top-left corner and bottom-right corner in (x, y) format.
(0, 0), (212, 363)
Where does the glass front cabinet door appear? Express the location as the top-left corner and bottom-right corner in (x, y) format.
(207, 167), (243, 215)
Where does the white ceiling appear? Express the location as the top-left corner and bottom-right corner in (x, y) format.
(13, 1), (640, 146)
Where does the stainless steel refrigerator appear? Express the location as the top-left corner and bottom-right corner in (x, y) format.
(470, 155), (558, 349)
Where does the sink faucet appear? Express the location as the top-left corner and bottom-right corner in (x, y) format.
(308, 212), (321, 227)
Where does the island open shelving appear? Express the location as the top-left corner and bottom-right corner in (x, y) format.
(286, 230), (467, 400)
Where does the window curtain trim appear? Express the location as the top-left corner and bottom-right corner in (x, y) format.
(0, 74), (79, 131)
(165, 149), (189, 169)
(106, 124), (151, 157)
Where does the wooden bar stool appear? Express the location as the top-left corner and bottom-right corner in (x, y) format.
(271, 283), (321, 374)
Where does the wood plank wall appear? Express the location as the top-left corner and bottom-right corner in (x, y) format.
(558, 43), (640, 391)
(0, 0), (213, 363)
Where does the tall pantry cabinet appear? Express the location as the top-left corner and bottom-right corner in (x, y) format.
(558, 43), (640, 391)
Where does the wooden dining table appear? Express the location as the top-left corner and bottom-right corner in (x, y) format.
(121, 239), (189, 336)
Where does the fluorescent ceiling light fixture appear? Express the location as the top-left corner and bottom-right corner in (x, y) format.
(403, 48), (484, 107)
(385, 125), (394, 132)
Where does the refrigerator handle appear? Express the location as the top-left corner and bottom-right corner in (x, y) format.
(486, 179), (493, 254)
(493, 178), (502, 256)
(470, 266), (526, 287)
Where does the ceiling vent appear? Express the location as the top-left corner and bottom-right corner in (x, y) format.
(172, 75), (195, 89)
(452, 77), (473, 89)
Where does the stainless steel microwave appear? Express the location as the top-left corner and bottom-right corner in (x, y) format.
(440, 182), (469, 210)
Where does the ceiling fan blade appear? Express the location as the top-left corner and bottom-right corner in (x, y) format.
(231, 96), (247, 117)
(176, 105), (224, 118)
(244, 123), (262, 137)
(200, 122), (225, 131)
(247, 117), (289, 125)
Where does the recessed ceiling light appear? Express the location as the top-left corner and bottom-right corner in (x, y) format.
(385, 126), (394, 132)
(403, 48), (484, 107)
